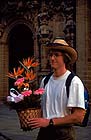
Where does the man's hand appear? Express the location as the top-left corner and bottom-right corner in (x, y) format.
(27, 118), (50, 130)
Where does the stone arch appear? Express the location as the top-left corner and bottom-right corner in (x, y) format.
(8, 24), (34, 69)
(0, 19), (37, 100)
(2, 19), (35, 42)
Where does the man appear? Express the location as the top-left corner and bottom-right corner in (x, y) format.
(29, 38), (85, 140)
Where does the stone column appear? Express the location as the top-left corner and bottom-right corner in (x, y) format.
(76, 0), (91, 100)
(0, 41), (9, 100)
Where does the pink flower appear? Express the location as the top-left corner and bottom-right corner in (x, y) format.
(21, 90), (32, 96)
(34, 88), (45, 95)
(14, 77), (24, 86)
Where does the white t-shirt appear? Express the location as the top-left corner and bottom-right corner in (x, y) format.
(40, 70), (85, 119)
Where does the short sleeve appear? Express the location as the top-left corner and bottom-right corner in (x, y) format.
(67, 76), (85, 110)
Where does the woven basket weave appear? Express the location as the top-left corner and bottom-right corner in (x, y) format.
(17, 108), (41, 131)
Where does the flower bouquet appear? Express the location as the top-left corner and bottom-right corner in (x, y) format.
(7, 57), (44, 131)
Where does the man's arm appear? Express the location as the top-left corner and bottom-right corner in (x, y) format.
(53, 107), (86, 126)
(27, 107), (86, 129)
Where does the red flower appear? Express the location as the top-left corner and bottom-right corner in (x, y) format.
(34, 88), (45, 95)
(21, 90), (32, 96)
(7, 67), (24, 79)
(14, 77), (24, 86)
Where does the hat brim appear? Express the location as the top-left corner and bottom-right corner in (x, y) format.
(46, 43), (78, 64)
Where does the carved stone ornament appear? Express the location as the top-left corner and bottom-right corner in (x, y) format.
(0, 0), (39, 25)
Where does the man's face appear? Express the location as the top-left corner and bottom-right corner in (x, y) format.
(48, 50), (65, 70)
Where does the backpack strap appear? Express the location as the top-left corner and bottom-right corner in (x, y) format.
(44, 72), (54, 88)
(65, 72), (75, 98)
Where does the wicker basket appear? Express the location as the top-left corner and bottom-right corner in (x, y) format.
(17, 108), (41, 131)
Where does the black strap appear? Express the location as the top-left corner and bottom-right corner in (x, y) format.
(65, 72), (75, 98)
(44, 72), (53, 88)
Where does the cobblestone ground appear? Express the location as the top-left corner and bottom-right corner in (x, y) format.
(0, 103), (91, 140)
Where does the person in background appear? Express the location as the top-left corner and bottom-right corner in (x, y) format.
(28, 37), (86, 140)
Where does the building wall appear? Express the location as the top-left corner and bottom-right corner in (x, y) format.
(76, 0), (91, 100)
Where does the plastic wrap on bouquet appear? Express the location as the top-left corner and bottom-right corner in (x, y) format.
(17, 108), (41, 131)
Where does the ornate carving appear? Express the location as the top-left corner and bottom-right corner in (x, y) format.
(0, 0), (39, 25)
(63, 0), (76, 48)
(37, 0), (65, 71)
(0, 0), (76, 71)
(37, 1), (53, 45)
(45, 0), (64, 18)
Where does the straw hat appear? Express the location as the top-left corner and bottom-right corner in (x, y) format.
(46, 38), (78, 64)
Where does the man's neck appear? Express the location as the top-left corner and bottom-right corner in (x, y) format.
(53, 68), (67, 78)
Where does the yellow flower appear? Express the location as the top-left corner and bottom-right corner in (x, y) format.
(25, 69), (36, 81)
(7, 57), (39, 91)
(7, 67), (24, 79)
(23, 57), (39, 69)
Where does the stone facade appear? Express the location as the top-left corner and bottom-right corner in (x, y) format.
(0, 0), (91, 101)
(76, 0), (91, 100)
